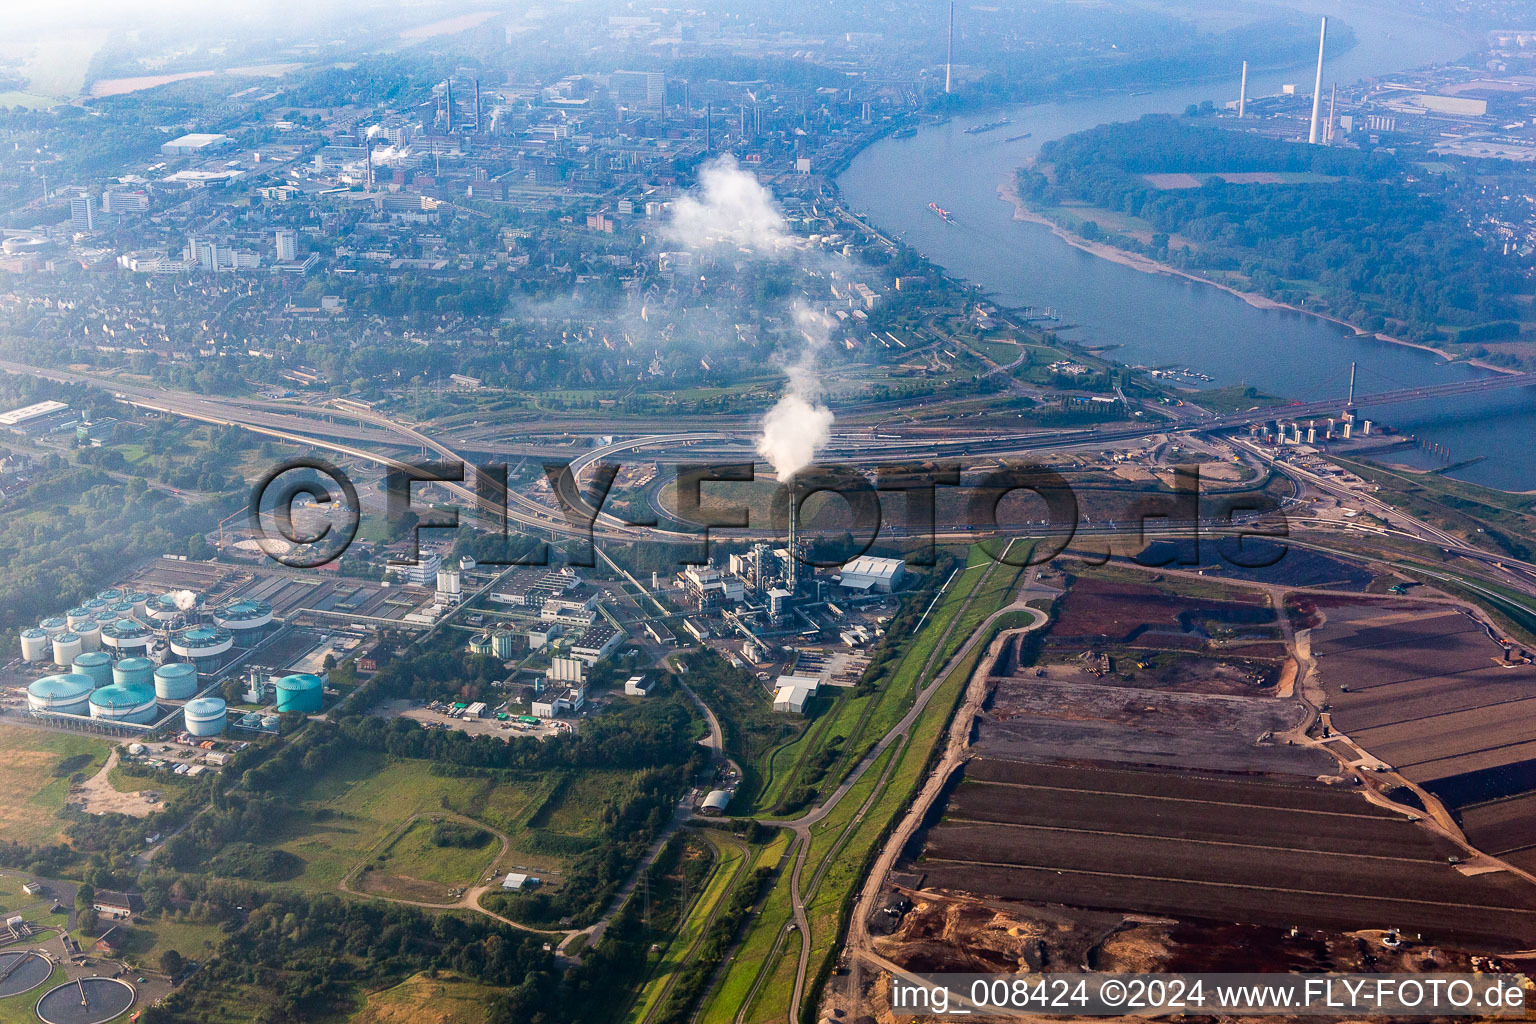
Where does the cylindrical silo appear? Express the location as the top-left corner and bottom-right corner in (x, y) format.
(108, 601), (135, 619)
(52, 632), (83, 667)
(154, 662), (199, 701)
(84, 598), (109, 614)
(67, 606), (94, 630)
(73, 621), (101, 652)
(101, 618), (153, 655)
(274, 673), (324, 714)
(72, 650), (113, 688)
(19, 628), (49, 662)
(96, 588), (123, 603)
(128, 592), (151, 617)
(28, 674), (94, 716)
(89, 684), (159, 725)
(184, 697), (227, 737)
(468, 633), (493, 656)
(148, 593), (184, 624)
(493, 630), (515, 659)
(113, 656), (155, 689)
(39, 617), (67, 638)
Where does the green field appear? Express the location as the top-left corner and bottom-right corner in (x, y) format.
(372, 818), (500, 889)
(0, 726), (112, 845)
(257, 754), (526, 892)
(117, 916), (228, 968)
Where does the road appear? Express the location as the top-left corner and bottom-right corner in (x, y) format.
(840, 605), (1047, 1017)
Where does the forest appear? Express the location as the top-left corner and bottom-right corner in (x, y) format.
(1018, 116), (1531, 343)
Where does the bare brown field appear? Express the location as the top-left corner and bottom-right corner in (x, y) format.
(917, 761), (1536, 949)
(1048, 577), (1272, 646)
(1311, 601), (1536, 806)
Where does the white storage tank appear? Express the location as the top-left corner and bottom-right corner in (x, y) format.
(113, 656), (155, 689)
(72, 651), (114, 689)
(148, 593), (184, 624)
(19, 628), (49, 662)
(74, 620), (101, 652)
(128, 592), (151, 617)
(154, 662), (199, 701)
(66, 606), (94, 630)
(89, 684), (159, 725)
(184, 697), (227, 737)
(39, 617), (67, 638)
(28, 673), (95, 716)
(52, 632), (83, 667)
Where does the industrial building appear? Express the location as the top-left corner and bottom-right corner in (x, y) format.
(837, 556), (906, 593)
(701, 790), (732, 815)
(773, 674), (822, 714)
(532, 685), (586, 718)
(570, 623), (624, 664)
(160, 132), (233, 155)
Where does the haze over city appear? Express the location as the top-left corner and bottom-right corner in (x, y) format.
(1, 2), (1536, 1022)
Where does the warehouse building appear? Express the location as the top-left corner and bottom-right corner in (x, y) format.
(837, 556), (906, 593)
(773, 674), (822, 714)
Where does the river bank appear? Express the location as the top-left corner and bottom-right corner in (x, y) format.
(994, 178), (1520, 381)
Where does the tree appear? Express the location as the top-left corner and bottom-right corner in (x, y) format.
(160, 949), (185, 978)
(78, 907), (99, 934)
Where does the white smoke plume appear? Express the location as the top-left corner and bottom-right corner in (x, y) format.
(666, 155), (793, 254)
(172, 589), (198, 611)
(667, 158), (839, 477)
(757, 305), (835, 480)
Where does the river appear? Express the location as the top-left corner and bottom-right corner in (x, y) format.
(838, 3), (1535, 490)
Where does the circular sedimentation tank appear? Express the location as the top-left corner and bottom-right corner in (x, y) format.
(100, 618), (152, 654)
(148, 591), (192, 623)
(71, 651), (113, 689)
(154, 662), (199, 700)
(468, 633), (493, 655)
(19, 627), (49, 662)
(35, 977), (135, 1024)
(211, 598), (273, 633)
(274, 673), (324, 714)
(184, 696), (227, 736)
(112, 657), (154, 689)
(51, 632), (82, 667)
(169, 625), (233, 664)
(0, 950), (50, 997)
(89, 684), (158, 725)
(27, 674), (95, 716)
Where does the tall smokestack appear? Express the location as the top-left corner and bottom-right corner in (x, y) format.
(1238, 60), (1247, 118)
(1308, 17), (1327, 144)
(945, 1), (955, 94)
(366, 144), (373, 190)
(705, 103), (712, 151)
(1327, 83), (1337, 143)
(787, 497), (799, 594)
(445, 79), (454, 133)
(474, 79), (481, 132)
